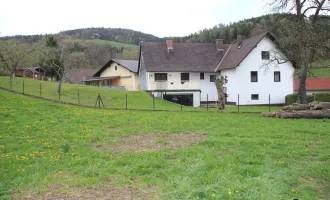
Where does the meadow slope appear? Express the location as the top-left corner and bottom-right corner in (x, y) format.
(0, 89), (329, 199)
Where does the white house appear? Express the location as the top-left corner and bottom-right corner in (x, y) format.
(138, 32), (294, 107)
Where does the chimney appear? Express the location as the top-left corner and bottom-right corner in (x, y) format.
(237, 35), (243, 48)
(166, 39), (174, 56)
(166, 39), (173, 50)
(216, 39), (224, 51)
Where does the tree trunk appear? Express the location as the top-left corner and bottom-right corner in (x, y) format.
(297, 65), (308, 104)
(282, 104), (309, 111)
(215, 77), (225, 110)
(10, 69), (15, 83)
(262, 110), (330, 119)
(57, 77), (63, 94)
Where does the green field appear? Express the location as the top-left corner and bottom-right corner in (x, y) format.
(0, 77), (281, 113)
(90, 39), (139, 48)
(309, 59), (330, 78)
(0, 89), (329, 199)
(63, 39), (139, 49)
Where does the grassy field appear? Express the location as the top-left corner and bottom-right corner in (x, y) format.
(63, 39), (139, 49)
(309, 59), (330, 78)
(0, 89), (329, 199)
(90, 39), (139, 49)
(0, 76), (281, 113)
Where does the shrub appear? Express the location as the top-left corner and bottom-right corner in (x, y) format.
(285, 93), (297, 105)
(314, 93), (330, 102)
(285, 93), (314, 105)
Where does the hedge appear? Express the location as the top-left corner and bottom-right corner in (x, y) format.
(314, 93), (330, 102)
(285, 93), (314, 105)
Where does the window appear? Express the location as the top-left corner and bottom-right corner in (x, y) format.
(155, 73), (167, 81)
(261, 51), (270, 60)
(210, 75), (216, 82)
(181, 73), (189, 81)
(251, 94), (259, 100)
(200, 73), (204, 80)
(114, 65), (118, 71)
(251, 71), (258, 82)
(274, 71), (281, 82)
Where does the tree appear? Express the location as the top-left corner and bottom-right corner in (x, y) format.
(0, 39), (35, 82)
(269, 0), (330, 103)
(215, 76), (226, 110)
(39, 37), (75, 94)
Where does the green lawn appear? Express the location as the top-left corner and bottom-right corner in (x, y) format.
(90, 39), (139, 49)
(63, 39), (138, 49)
(0, 89), (329, 199)
(0, 76), (281, 113)
(309, 59), (330, 78)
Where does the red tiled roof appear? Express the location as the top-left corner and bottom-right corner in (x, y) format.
(294, 78), (330, 91)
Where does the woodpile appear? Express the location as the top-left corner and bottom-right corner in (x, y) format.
(262, 101), (330, 119)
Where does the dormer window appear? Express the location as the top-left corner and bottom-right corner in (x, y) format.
(261, 51), (270, 60)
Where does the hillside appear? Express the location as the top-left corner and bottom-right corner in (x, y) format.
(59, 28), (163, 45)
(63, 39), (138, 49)
(1, 88), (329, 199)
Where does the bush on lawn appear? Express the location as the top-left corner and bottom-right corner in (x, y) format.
(314, 93), (330, 102)
(285, 93), (314, 105)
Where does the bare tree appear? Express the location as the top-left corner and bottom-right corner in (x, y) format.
(39, 37), (74, 94)
(0, 39), (35, 82)
(268, 0), (330, 103)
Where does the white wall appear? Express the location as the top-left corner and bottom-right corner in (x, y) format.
(222, 36), (294, 105)
(147, 72), (218, 101)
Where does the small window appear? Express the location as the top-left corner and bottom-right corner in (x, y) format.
(210, 75), (216, 82)
(200, 73), (204, 80)
(251, 71), (258, 82)
(181, 73), (189, 81)
(261, 51), (270, 60)
(155, 73), (167, 81)
(251, 94), (259, 100)
(274, 71), (281, 82)
(114, 65), (118, 71)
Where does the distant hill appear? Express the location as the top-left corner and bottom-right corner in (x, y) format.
(58, 27), (163, 45)
(0, 27), (164, 45)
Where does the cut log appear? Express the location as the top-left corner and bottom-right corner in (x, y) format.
(313, 102), (330, 110)
(279, 110), (330, 119)
(261, 112), (281, 118)
(261, 112), (277, 117)
(281, 104), (310, 111)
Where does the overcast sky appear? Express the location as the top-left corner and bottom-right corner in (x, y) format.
(0, 0), (268, 38)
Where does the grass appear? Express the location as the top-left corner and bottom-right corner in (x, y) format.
(309, 59), (330, 78)
(62, 39), (138, 49)
(0, 89), (329, 199)
(0, 76), (281, 113)
(90, 39), (138, 49)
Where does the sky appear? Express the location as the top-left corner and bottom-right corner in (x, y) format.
(0, 0), (269, 38)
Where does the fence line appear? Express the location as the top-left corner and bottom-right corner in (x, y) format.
(0, 77), (282, 114)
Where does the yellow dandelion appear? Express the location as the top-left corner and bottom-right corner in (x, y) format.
(0, 136), (2, 139)
(228, 189), (232, 195)
(212, 194), (216, 197)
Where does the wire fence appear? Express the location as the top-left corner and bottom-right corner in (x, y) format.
(0, 77), (282, 113)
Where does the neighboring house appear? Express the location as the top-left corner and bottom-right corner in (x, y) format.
(295, 78), (330, 95)
(84, 59), (139, 90)
(64, 69), (97, 84)
(15, 67), (54, 81)
(138, 32), (294, 107)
